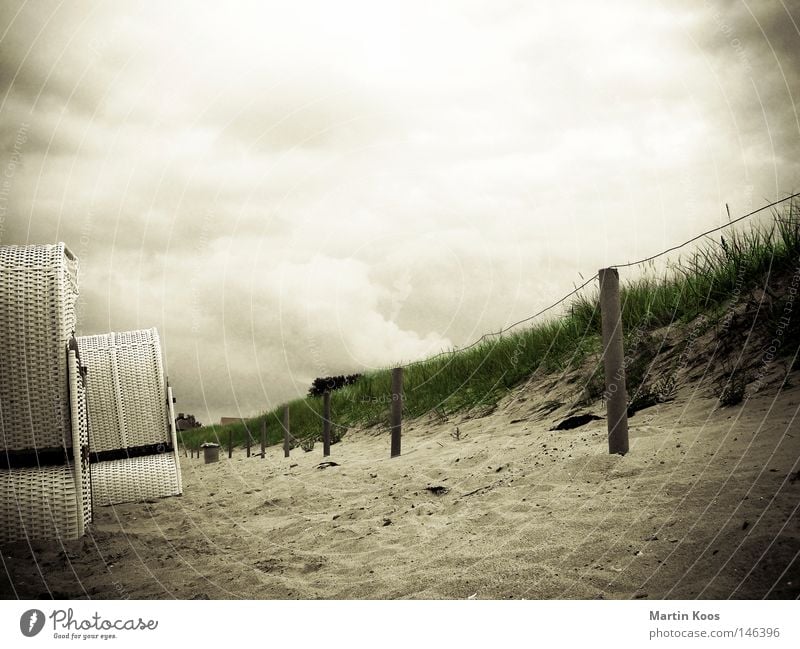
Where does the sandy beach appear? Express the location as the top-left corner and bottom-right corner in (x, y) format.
(2, 360), (798, 600)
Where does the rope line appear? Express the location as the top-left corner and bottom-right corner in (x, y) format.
(403, 191), (800, 368)
(405, 273), (599, 367)
(611, 191), (800, 269)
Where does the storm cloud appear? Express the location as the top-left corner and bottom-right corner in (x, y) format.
(1, 0), (798, 424)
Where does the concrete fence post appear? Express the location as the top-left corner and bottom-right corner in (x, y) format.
(599, 267), (629, 455)
(322, 391), (331, 457)
(283, 405), (290, 458)
(390, 367), (403, 458)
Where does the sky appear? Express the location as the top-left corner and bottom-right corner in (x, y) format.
(1, 0), (798, 425)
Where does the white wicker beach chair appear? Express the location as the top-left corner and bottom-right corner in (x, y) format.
(77, 328), (182, 505)
(0, 244), (91, 542)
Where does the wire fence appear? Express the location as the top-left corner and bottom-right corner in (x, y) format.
(403, 191), (800, 369)
(610, 191), (800, 269)
(183, 190), (799, 454)
(405, 273), (599, 367)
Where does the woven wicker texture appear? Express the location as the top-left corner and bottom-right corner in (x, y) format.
(77, 327), (182, 505)
(0, 465), (81, 542)
(77, 328), (169, 451)
(0, 243), (79, 450)
(90, 454), (181, 506)
(0, 351), (91, 542)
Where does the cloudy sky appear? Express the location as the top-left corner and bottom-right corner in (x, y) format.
(1, 0), (798, 425)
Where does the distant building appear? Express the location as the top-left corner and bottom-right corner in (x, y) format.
(219, 417), (246, 426)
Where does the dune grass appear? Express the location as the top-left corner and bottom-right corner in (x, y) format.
(180, 200), (800, 451)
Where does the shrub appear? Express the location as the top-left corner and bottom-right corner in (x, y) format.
(308, 374), (362, 397)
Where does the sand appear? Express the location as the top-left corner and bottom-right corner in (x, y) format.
(2, 360), (798, 600)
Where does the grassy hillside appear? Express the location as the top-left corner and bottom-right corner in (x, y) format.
(180, 200), (800, 451)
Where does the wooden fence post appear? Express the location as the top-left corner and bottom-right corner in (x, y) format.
(246, 426), (251, 458)
(322, 391), (331, 457)
(283, 405), (290, 458)
(599, 267), (629, 455)
(261, 419), (266, 459)
(390, 367), (403, 458)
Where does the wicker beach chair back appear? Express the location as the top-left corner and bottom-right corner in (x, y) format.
(0, 243), (79, 450)
(77, 328), (168, 451)
(0, 244), (91, 541)
(77, 328), (182, 505)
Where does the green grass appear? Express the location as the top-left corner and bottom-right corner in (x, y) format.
(180, 200), (800, 450)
